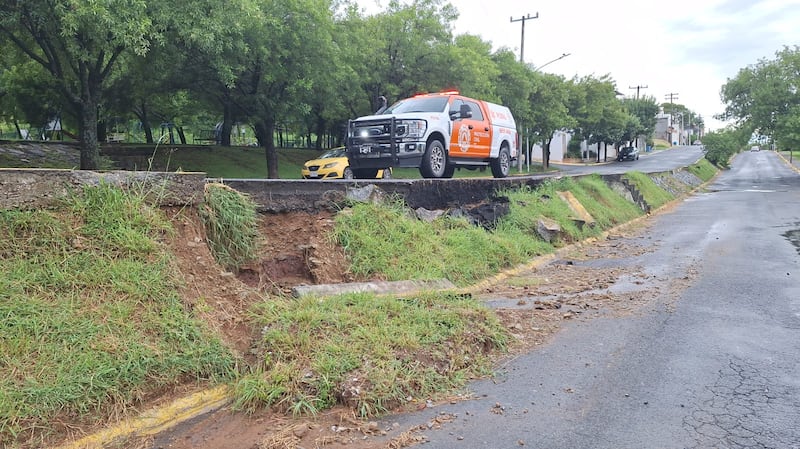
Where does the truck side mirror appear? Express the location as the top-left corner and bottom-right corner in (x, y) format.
(459, 104), (472, 119)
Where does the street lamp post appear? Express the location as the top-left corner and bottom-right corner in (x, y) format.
(532, 53), (571, 72)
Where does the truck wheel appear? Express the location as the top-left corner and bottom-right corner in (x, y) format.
(381, 168), (393, 179)
(443, 164), (455, 178)
(343, 167), (354, 179)
(420, 139), (447, 178)
(353, 168), (378, 179)
(490, 145), (511, 178)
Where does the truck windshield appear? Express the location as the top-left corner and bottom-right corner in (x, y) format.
(382, 96), (449, 114)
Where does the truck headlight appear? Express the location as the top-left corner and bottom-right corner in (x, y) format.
(398, 120), (426, 138)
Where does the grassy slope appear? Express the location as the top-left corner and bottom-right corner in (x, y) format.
(0, 185), (235, 447)
(0, 155), (717, 445)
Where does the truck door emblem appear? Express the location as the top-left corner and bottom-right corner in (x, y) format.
(458, 124), (471, 152)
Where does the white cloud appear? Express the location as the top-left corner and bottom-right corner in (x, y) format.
(357, 0), (800, 131)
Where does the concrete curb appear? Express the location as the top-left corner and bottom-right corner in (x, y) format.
(775, 151), (800, 174)
(57, 386), (231, 449)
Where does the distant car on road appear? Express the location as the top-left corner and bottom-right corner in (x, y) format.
(617, 146), (640, 161)
(750, 145), (760, 152)
(302, 147), (391, 179)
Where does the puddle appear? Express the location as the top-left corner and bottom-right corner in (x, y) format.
(784, 229), (800, 255)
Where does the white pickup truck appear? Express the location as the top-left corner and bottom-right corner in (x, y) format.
(345, 91), (518, 178)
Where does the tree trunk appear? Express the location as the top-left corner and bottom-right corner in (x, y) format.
(254, 118), (279, 178)
(138, 101), (154, 144)
(543, 137), (552, 169)
(14, 120), (23, 139)
(77, 100), (101, 170)
(221, 101), (233, 146)
(314, 114), (325, 150)
(177, 126), (187, 144)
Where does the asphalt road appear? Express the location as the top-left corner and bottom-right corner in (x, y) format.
(372, 150), (800, 448)
(552, 145), (707, 175)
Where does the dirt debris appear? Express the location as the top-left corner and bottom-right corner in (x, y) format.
(134, 216), (681, 449)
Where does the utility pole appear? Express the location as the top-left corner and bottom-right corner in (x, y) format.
(664, 92), (680, 145)
(629, 85), (648, 99)
(664, 92), (679, 111)
(510, 13), (539, 63)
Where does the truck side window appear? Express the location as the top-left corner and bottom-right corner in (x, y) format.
(465, 101), (484, 121)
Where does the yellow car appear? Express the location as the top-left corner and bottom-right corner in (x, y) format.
(301, 147), (391, 179)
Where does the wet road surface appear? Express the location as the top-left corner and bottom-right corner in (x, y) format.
(369, 150), (800, 448)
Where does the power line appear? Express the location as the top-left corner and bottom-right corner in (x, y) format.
(510, 13), (539, 63)
(629, 85), (648, 99)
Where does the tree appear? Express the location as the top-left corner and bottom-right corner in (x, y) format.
(721, 46), (800, 148)
(702, 127), (749, 168)
(623, 96), (659, 146)
(527, 72), (574, 168)
(492, 49), (534, 130)
(569, 75), (622, 163)
(440, 34), (498, 100)
(230, 0), (336, 178)
(0, 0), (165, 169)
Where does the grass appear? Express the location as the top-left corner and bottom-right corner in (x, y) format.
(333, 175), (645, 287)
(150, 145), (311, 179)
(623, 171), (676, 210)
(235, 291), (507, 417)
(652, 138), (671, 150)
(0, 184), (236, 447)
(199, 183), (261, 271)
(333, 200), (552, 285)
(686, 158), (718, 182)
(564, 175), (645, 228)
(0, 140), (549, 179)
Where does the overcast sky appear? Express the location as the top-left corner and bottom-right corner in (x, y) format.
(358, 0), (800, 131)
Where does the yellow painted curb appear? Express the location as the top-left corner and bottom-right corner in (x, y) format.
(775, 151), (800, 174)
(58, 385), (231, 449)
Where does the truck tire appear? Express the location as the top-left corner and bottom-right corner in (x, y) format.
(490, 145), (511, 178)
(420, 139), (447, 178)
(353, 168), (378, 179)
(443, 164), (455, 178)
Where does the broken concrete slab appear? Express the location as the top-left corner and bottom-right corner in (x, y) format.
(557, 190), (596, 228)
(291, 278), (457, 298)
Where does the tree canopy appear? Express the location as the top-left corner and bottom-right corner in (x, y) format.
(721, 46), (800, 151)
(0, 0), (682, 174)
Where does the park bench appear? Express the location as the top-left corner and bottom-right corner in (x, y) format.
(193, 129), (218, 144)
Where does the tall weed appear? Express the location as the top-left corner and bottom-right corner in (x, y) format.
(198, 182), (260, 271)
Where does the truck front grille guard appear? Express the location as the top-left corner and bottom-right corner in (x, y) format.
(347, 117), (400, 165)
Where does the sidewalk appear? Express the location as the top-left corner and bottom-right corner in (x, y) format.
(778, 150), (800, 173)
